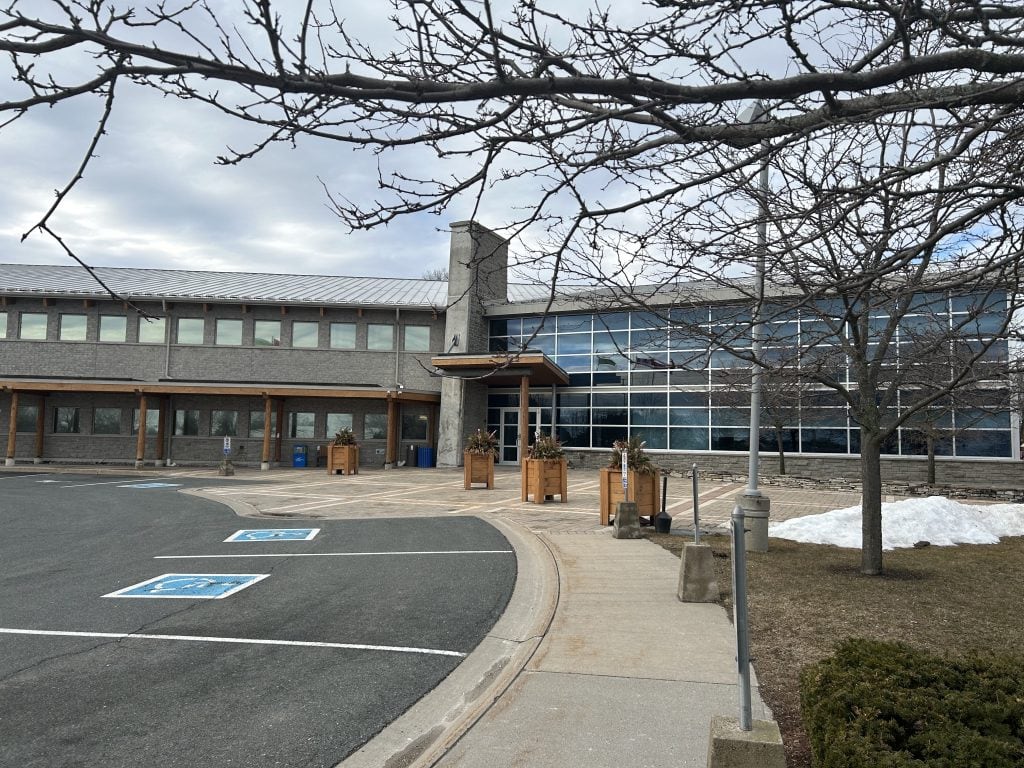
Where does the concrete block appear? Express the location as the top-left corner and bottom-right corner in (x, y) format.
(612, 501), (641, 539)
(678, 543), (719, 602)
(707, 715), (786, 768)
(218, 459), (235, 476)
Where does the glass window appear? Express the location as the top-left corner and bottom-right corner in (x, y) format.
(631, 427), (667, 449)
(99, 315), (127, 342)
(16, 405), (38, 432)
(138, 317), (166, 344)
(254, 320), (282, 347)
(670, 409), (709, 426)
(403, 325), (431, 352)
(670, 427), (709, 450)
(330, 323), (356, 349)
(93, 407), (121, 434)
(59, 314), (88, 341)
(288, 412), (315, 438)
(326, 413), (353, 436)
(215, 319), (243, 346)
(132, 409), (160, 436)
(402, 413), (428, 440)
(0, 311), (8, 337)
(19, 312), (48, 340)
(174, 410), (200, 436)
(176, 318), (204, 344)
(367, 324), (394, 351)
(292, 321), (319, 348)
(711, 427), (748, 451)
(955, 430), (1011, 458)
(211, 410), (239, 436)
(364, 413), (388, 440)
(557, 315), (592, 333)
(801, 429), (849, 453)
(249, 410), (278, 438)
(53, 407), (80, 434)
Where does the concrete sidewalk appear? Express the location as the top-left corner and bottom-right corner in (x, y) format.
(7, 464), (790, 765)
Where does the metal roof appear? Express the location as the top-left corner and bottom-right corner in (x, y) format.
(0, 263), (451, 308)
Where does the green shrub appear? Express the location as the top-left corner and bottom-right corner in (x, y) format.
(800, 638), (1024, 768)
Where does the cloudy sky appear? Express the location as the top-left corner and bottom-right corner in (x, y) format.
(0, 7), (506, 279)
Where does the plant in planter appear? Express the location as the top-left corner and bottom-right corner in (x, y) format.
(327, 427), (359, 475)
(463, 429), (498, 489)
(600, 436), (661, 525)
(521, 431), (568, 504)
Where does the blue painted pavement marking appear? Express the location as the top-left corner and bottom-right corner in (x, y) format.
(224, 528), (320, 542)
(118, 482), (183, 489)
(103, 573), (269, 599)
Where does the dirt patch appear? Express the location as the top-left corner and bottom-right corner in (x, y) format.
(646, 531), (1024, 768)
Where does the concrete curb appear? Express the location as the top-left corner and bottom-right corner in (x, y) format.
(338, 516), (559, 768)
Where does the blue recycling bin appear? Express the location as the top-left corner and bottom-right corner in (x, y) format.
(417, 446), (435, 468)
(292, 445), (308, 468)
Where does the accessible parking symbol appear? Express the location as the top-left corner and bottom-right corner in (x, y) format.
(224, 528), (320, 542)
(104, 573), (269, 599)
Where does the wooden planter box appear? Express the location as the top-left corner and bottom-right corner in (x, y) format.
(599, 466), (661, 525)
(521, 458), (568, 504)
(327, 444), (359, 475)
(463, 451), (495, 489)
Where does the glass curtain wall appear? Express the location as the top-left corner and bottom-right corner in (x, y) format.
(487, 292), (1012, 457)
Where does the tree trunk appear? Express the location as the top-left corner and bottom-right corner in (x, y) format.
(775, 428), (786, 475)
(927, 435), (936, 485)
(860, 430), (884, 575)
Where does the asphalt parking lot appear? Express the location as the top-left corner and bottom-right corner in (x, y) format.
(0, 472), (516, 767)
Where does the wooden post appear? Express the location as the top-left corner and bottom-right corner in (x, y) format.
(155, 398), (167, 465)
(5, 390), (18, 466)
(275, 399), (284, 463)
(385, 395), (399, 468)
(427, 404), (437, 450)
(261, 396), (272, 470)
(34, 395), (46, 463)
(135, 393), (147, 469)
(519, 375), (530, 466)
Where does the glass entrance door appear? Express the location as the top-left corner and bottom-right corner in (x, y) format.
(499, 407), (541, 464)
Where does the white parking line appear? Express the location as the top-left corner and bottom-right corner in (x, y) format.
(0, 474), (49, 480)
(155, 549), (514, 559)
(0, 627), (465, 657)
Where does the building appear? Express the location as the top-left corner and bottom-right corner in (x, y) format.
(1, 221), (1019, 485)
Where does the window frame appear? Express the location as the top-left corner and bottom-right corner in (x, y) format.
(98, 315), (128, 343)
(176, 317), (205, 345)
(93, 407), (123, 435)
(291, 321), (320, 348)
(367, 324), (394, 351)
(402, 324), (431, 352)
(214, 319), (244, 346)
(19, 312), (49, 340)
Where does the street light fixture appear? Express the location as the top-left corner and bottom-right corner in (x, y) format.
(728, 100), (771, 733)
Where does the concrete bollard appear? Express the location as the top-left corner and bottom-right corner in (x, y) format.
(677, 542), (719, 602)
(707, 715), (786, 768)
(612, 501), (642, 539)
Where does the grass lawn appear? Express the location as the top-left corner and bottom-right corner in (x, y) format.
(646, 531), (1024, 768)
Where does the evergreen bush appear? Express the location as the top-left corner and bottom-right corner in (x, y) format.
(800, 638), (1024, 768)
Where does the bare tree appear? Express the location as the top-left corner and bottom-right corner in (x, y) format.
(422, 268), (449, 281)
(3, 2), (1024, 574)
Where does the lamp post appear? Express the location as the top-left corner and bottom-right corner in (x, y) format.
(727, 100), (771, 732)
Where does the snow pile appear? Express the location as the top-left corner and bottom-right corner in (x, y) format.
(768, 496), (1024, 550)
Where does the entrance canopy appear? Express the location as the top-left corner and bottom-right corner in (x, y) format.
(430, 352), (569, 387)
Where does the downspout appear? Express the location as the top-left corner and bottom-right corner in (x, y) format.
(162, 299), (173, 379)
(394, 306), (401, 388)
